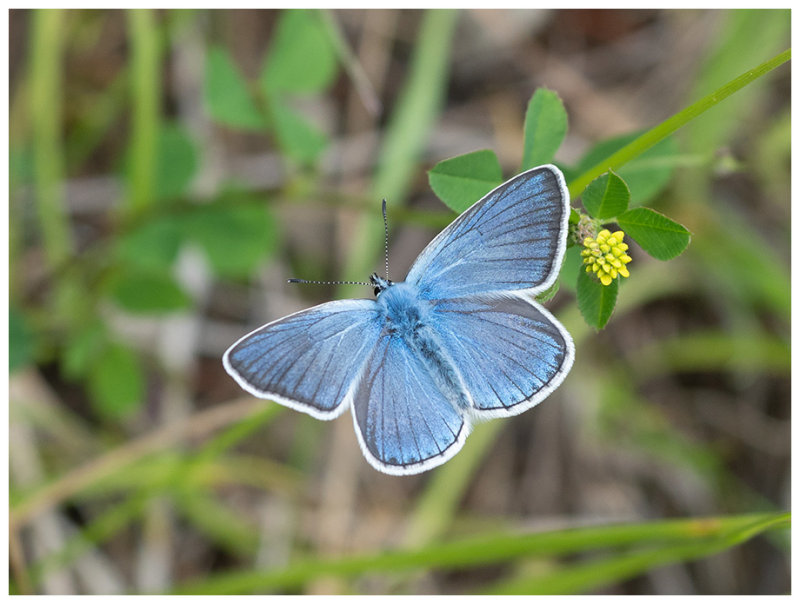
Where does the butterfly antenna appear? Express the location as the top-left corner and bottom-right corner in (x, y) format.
(288, 199), (391, 289)
(382, 198), (390, 279)
(287, 278), (372, 287)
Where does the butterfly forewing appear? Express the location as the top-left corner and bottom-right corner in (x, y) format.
(407, 165), (569, 300)
(223, 299), (383, 419)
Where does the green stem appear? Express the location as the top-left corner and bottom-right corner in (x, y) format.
(126, 9), (160, 211)
(172, 512), (788, 594)
(488, 512), (789, 595)
(30, 9), (71, 269)
(568, 48), (791, 198)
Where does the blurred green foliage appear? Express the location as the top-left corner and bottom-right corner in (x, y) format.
(8, 8), (790, 596)
(205, 9), (338, 162)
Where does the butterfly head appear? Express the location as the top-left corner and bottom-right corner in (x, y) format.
(370, 273), (393, 297)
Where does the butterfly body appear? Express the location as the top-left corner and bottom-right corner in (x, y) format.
(378, 281), (472, 412)
(224, 165), (575, 475)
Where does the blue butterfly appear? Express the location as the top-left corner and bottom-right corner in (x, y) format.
(223, 164), (575, 475)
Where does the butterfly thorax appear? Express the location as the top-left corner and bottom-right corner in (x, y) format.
(377, 282), (424, 334)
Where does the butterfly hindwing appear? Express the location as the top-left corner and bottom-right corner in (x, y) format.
(407, 165), (569, 300)
(430, 293), (574, 417)
(352, 329), (468, 475)
(223, 299), (383, 419)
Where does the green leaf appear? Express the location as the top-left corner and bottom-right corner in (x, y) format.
(617, 207), (691, 261)
(122, 123), (199, 203)
(577, 268), (618, 329)
(182, 194), (279, 278)
(154, 123), (199, 201)
(428, 149), (503, 213)
(9, 307), (35, 373)
(106, 269), (192, 314)
(260, 9), (338, 94)
(270, 100), (328, 163)
(86, 342), (144, 420)
(62, 321), (107, 379)
(580, 170), (630, 219)
(205, 45), (267, 130)
(521, 88), (567, 170)
(575, 135), (679, 205)
(116, 216), (182, 272)
(172, 511), (789, 595)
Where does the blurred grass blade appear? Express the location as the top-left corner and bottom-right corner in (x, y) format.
(402, 421), (502, 548)
(568, 134), (681, 206)
(487, 536), (732, 594)
(126, 9), (161, 211)
(693, 209), (790, 322)
(28, 491), (150, 586)
(427, 149), (503, 213)
(488, 512), (789, 594)
(172, 512), (788, 595)
(684, 10), (790, 162)
(30, 9), (71, 269)
(630, 330), (790, 377)
(339, 9), (459, 298)
(173, 490), (259, 557)
(10, 399), (265, 531)
(28, 9), (88, 341)
(567, 48), (790, 197)
(319, 9), (381, 116)
(193, 404), (283, 464)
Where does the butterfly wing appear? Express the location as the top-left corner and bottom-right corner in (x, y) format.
(351, 329), (468, 475)
(407, 165), (569, 300)
(223, 299), (383, 419)
(431, 294), (574, 417)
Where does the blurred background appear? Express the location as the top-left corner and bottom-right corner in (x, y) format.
(8, 9), (790, 595)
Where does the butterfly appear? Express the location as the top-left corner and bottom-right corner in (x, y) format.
(223, 164), (575, 475)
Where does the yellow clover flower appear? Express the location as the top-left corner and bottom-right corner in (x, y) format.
(581, 229), (632, 286)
